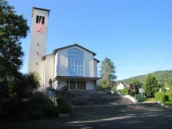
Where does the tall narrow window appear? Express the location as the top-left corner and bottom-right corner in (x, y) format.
(36, 15), (39, 23)
(68, 48), (84, 76)
(42, 16), (45, 24)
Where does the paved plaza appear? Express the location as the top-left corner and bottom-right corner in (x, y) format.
(2, 110), (172, 129)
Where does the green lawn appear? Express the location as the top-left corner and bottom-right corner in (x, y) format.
(135, 95), (157, 102)
(144, 98), (157, 102)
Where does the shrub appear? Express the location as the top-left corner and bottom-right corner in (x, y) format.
(155, 92), (165, 102)
(162, 88), (166, 92)
(165, 92), (172, 101)
(118, 88), (129, 95)
(42, 103), (57, 117)
(164, 101), (172, 106)
(129, 90), (136, 96)
(56, 98), (64, 105)
(96, 86), (106, 91)
(135, 95), (147, 102)
(28, 92), (56, 117)
(56, 98), (72, 114)
(58, 103), (72, 114)
(111, 86), (116, 92)
(162, 95), (169, 103)
(29, 92), (50, 104)
(29, 110), (45, 120)
(155, 91), (172, 106)
(29, 92), (52, 109)
(2, 98), (28, 117)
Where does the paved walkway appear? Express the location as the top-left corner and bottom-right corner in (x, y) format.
(2, 110), (172, 129)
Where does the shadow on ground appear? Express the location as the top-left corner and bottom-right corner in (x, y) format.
(2, 110), (172, 129)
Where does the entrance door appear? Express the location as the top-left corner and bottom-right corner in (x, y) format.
(77, 81), (86, 90)
(70, 81), (76, 89)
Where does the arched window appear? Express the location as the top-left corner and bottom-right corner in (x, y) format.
(68, 48), (84, 76)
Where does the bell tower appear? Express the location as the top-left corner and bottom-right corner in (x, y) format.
(28, 7), (50, 87)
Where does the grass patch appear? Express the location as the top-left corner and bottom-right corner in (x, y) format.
(144, 98), (157, 102)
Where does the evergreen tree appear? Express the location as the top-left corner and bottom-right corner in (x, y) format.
(143, 74), (159, 97)
(99, 58), (117, 88)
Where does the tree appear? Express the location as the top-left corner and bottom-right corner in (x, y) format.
(0, 0), (29, 95)
(129, 79), (142, 94)
(99, 58), (117, 88)
(143, 74), (159, 97)
(8, 72), (40, 100)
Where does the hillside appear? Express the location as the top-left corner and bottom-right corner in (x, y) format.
(118, 70), (172, 85)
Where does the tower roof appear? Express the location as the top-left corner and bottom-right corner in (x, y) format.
(32, 7), (50, 17)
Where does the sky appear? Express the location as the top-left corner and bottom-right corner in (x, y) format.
(8, 0), (172, 80)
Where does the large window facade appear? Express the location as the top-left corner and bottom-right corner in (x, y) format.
(68, 48), (84, 76)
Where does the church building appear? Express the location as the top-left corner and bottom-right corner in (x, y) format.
(28, 7), (100, 91)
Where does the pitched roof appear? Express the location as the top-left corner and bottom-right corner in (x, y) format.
(117, 82), (129, 87)
(52, 44), (96, 56)
(94, 58), (100, 63)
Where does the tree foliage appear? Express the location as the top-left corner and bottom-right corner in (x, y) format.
(99, 58), (117, 88)
(119, 70), (172, 86)
(8, 72), (40, 100)
(143, 74), (159, 97)
(129, 79), (141, 86)
(0, 0), (29, 95)
(129, 79), (142, 94)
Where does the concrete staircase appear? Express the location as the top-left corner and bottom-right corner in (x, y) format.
(72, 103), (165, 116)
(66, 90), (133, 106)
(63, 90), (165, 116)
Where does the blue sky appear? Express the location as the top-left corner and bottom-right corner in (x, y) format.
(8, 0), (172, 80)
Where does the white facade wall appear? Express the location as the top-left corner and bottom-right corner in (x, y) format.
(116, 83), (125, 90)
(94, 60), (98, 77)
(28, 8), (49, 86)
(53, 53), (58, 89)
(86, 81), (95, 90)
(44, 55), (54, 87)
(54, 53), (57, 77)
(84, 51), (94, 77)
(55, 46), (96, 77)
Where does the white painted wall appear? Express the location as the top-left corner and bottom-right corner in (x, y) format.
(44, 54), (54, 87)
(28, 8), (50, 86)
(86, 81), (95, 90)
(124, 95), (138, 103)
(84, 50), (94, 77)
(54, 53), (57, 77)
(116, 83), (125, 90)
(57, 80), (66, 89)
(55, 46), (96, 77)
(94, 60), (98, 77)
